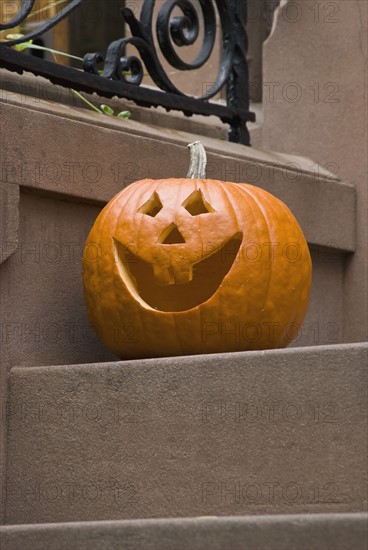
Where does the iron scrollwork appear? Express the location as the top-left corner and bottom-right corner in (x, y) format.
(0, 0), (255, 145)
(0, 0), (82, 44)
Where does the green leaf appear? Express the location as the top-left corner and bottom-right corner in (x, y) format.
(101, 104), (114, 116)
(6, 34), (33, 51)
(6, 34), (24, 40)
(117, 111), (131, 120)
(15, 40), (34, 52)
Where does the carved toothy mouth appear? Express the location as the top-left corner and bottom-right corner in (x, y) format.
(113, 233), (242, 312)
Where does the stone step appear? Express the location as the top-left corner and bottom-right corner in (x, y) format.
(1, 513), (367, 550)
(0, 78), (359, 526)
(3, 343), (367, 524)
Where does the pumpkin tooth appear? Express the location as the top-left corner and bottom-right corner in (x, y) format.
(172, 265), (193, 285)
(153, 264), (175, 286)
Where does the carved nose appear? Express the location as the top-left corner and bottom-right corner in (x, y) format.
(159, 223), (186, 245)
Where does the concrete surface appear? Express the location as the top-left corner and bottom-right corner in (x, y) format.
(262, 0), (368, 343)
(0, 5), (366, 543)
(4, 343), (367, 524)
(0, 93), (356, 250)
(1, 514), (367, 550)
(0, 182), (19, 526)
(0, 67), (265, 147)
(0, 68), (231, 142)
(0, 182), (19, 264)
(0, 191), (117, 367)
(0, 93), (355, 370)
(0, 89), (357, 524)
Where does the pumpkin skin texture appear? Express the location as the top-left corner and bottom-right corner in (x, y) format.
(83, 148), (312, 359)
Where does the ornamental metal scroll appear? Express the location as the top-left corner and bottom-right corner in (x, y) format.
(0, 0), (255, 145)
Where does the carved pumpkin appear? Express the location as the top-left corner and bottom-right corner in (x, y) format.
(83, 142), (312, 358)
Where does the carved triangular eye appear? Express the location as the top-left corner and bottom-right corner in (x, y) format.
(182, 190), (215, 216)
(138, 192), (163, 217)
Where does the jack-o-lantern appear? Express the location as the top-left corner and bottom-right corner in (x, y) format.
(83, 142), (312, 358)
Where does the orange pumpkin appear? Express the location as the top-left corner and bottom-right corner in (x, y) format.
(83, 142), (312, 358)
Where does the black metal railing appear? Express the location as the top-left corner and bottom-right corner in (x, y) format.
(0, 0), (255, 145)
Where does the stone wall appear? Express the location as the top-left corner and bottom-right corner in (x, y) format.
(261, 0), (368, 343)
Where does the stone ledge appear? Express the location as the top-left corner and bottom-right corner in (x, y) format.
(5, 343), (367, 523)
(0, 68), (250, 143)
(0, 90), (337, 180)
(1, 514), (367, 550)
(0, 92), (356, 252)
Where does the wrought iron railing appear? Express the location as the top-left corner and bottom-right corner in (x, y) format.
(0, 0), (255, 145)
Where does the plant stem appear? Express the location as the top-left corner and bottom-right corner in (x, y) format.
(187, 141), (207, 179)
(71, 90), (102, 113)
(26, 0), (68, 20)
(22, 43), (83, 62)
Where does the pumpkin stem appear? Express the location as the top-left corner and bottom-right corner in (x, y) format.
(187, 141), (207, 179)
